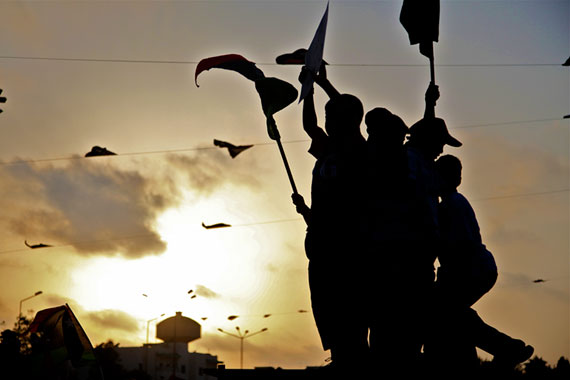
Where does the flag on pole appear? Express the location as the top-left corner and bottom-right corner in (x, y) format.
(255, 77), (298, 140)
(195, 54), (299, 192)
(28, 304), (103, 380)
(400, 0), (440, 59)
(195, 54), (297, 140)
(194, 54), (265, 87)
(299, 2), (329, 102)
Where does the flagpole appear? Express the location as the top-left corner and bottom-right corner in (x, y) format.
(429, 56), (435, 84)
(275, 138), (298, 195)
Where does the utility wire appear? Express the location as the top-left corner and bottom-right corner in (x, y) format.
(0, 187), (567, 256)
(0, 118), (567, 166)
(472, 188), (569, 202)
(0, 55), (563, 68)
(0, 140), (308, 166)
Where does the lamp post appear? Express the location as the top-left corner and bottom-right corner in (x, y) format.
(217, 326), (268, 369)
(144, 313), (165, 375)
(18, 291), (42, 332)
(146, 314), (165, 345)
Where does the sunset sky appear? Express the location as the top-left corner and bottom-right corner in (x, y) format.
(0, 0), (568, 369)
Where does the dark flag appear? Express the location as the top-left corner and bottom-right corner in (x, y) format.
(28, 304), (103, 380)
(254, 77), (298, 140)
(400, 0), (440, 59)
(195, 54), (297, 140)
(195, 54), (265, 87)
(196, 53), (299, 193)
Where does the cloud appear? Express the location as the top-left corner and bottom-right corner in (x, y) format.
(82, 309), (140, 334)
(166, 149), (260, 196)
(195, 284), (220, 299)
(1, 159), (173, 258)
(0, 150), (263, 258)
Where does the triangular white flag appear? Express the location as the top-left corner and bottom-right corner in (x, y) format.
(299, 2), (329, 102)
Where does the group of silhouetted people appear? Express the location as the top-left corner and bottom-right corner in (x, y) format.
(292, 64), (534, 378)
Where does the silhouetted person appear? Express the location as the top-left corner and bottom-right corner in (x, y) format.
(292, 65), (369, 371)
(424, 155), (534, 375)
(365, 109), (416, 375)
(369, 83), (461, 377)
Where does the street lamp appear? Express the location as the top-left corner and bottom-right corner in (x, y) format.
(217, 326), (268, 369)
(18, 291), (42, 332)
(145, 313), (165, 375)
(146, 314), (165, 345)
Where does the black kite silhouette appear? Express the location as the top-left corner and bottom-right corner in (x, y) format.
(85, 146), (117, 157)
(0, 89), (6, 114)
(202, 222), (231, 229)
(213, 139), (254, 158)
(25, 240), (52, 249)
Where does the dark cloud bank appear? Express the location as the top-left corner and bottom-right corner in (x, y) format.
(0, 149), (260, 259)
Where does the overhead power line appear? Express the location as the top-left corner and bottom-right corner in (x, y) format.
(0, 187), (567, 256)
(0, 55), (563, 68)
(0, 117), (567, 166)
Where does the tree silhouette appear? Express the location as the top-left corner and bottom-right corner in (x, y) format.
(94, 340), (151, 380)
(553, 357), (570, 379)
(524, 356), (552, 379)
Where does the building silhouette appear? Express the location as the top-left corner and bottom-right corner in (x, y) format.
(116, 312), (219, 380)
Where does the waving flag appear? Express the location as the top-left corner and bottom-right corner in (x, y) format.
(195, 54), (265, 87)
(300, 2), (329, 102)
(195, 54), (299, 193)
(400, 0), (440, 59)
(28, 304), (102, 380)
(255, 77), (298, 140)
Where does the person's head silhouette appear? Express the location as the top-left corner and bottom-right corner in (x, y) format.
(365, 107), (408, 147)
(407, 118), (461, 161)
(324, 94), (363, 139)
(436, 154), (462, 194)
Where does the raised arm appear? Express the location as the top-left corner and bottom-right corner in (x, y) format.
(299, 67), (323, 139)
(424, 82), (440, 119)
(313, 64), (340, 99)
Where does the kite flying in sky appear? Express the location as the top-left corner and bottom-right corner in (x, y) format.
(0, 89), (6, 114)
(25, 240), (52, 249)
(213, 139), (254, 159)
(202, 222), (231, 230)
(85, 146), (117, 157)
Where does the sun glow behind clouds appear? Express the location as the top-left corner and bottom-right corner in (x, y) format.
(68, 190), (274, 341)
